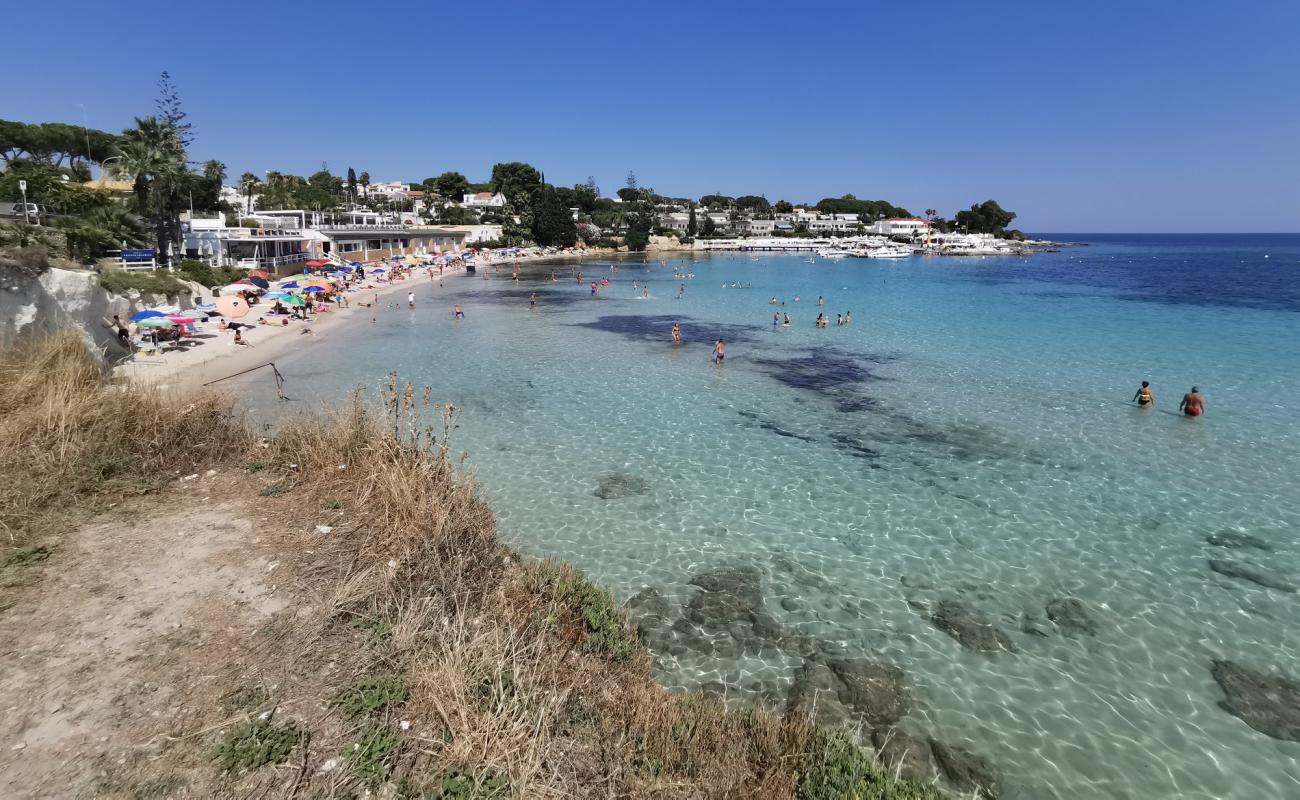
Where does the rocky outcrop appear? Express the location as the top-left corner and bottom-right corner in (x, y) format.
(1211, 659), (1300, 741)
(1208, 559), (1296, 593)
(929, 600), (1017, 654)
(872, 728), (940, 784)
(929, 739), (1001, 798)
(1, 264), (201, 360)
(826, 658), (910, 726)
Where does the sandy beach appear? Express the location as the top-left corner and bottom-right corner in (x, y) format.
(113, 247), (613, 392)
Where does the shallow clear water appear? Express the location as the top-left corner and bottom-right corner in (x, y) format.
(234, 235), (1300, 798)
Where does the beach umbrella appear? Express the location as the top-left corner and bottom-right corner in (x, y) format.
(371, 268), (386, 273)
(303, 286), (325, 294)
(349, 261), (362, 267)
(305, 259), (329, 267)
(136, 317), (176, 329)
(165, 314), (196, 325)
(281, 281), (300, 289)
(178, 310), (206, 320)
(263, 291), (290, 300)
(215, 296), (250, 319)
(194, 303), (217, 312)
(130, 309), (165, 321)
(247, 269), (269, 280)
(246, 275), (270, 289)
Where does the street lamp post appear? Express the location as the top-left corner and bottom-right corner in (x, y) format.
(19, 180), (30, 224)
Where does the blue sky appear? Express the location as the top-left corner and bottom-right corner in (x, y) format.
(5, 0), (1298, 232)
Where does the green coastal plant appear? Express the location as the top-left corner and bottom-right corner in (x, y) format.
(346, 724), (401, 787)
(98, 269), (187, 297)
(526, 561), (636, 661)
(796, 729), (942, 800)
(332, 673), (407, 717)
(211, 717), (301, 774)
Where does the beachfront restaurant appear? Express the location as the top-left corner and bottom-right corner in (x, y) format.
(183, 216), (315, 276)
(318, 225), (468, 262)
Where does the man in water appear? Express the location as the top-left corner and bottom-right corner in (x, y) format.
(1180, 387), (1205, 417)
(530, 292), (537, 310)
(1132, 380), (1154, 408)
(453, 304), (465, 319)
(713, 338), (725, 365)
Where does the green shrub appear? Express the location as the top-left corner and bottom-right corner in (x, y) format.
(796, 730), (942, 800)
(211, 718), (301, 773)
(427, 769), (510, 799)
(332, 673), (408, 717)
(2, 545), (51, 569)
(527, 562), (636, 661)
(98, 269), (187, 298)
(346, 725), (401, 787)
(174, 259), (245, 288)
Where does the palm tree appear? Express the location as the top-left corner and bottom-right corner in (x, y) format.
(56, 204), (148, 261)
(238, 172), (261, 214)
(114, 116), (186, 260)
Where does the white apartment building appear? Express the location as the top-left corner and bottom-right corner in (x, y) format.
(736, 218), (775, 237)
(870, 218), (931, 236)
(461, 191), (507, 211)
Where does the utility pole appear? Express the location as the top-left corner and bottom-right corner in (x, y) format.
(19, 180), (30, 224)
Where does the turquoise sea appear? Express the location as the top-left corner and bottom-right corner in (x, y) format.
(233, 234), (1300, 799)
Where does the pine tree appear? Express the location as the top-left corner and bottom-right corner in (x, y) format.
(686, 206), (698, 238)
(155, 71), (193, 146)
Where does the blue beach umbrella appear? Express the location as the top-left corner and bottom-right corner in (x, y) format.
(130, 309), (166, 321)
(281, 281), (300, 289)
(263, 291), (289, 300)
(371, 268), (386, 274)
(349, 261), (362, 267)
(338, 266), (354, 272)
(303, 286), (325, 293)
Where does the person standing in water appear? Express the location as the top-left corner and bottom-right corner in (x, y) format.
(1180, 387), (1205, 417)
(671, 323), (682, 344)
(530, 292), (537, 310)
(408, 291), (415, 309)
(1132, 381), (1154, 408)
(782, 313), (790, 328)
(712, 338), (725, 365)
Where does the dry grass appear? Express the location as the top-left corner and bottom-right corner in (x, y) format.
(1, 337), (941, 799)
(0, 330), (247, 547)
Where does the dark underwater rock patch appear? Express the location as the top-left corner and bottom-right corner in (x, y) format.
(929, 739), (1001, 798)
(1208, 559), (1296, 593)
(929, 599), (1017, 654)
(594, 473), (651, 500)
(826, 658), (910, 726)
(872, 728), (940, 784)
(1046, 597), (1098, 636)
(750, 346), (876, 393)
(1211, 659), (1300, 741)
(1206, 530), (1274, 552)
(758, 420), (817, 443)
(681, 565), (787, 656)
(574, 314), (758, 345)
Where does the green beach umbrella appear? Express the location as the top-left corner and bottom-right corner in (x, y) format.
(135, 317), (177, 329)
(284, 295), (307, 306)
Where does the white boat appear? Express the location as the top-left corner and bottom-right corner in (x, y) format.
(816, 248), (851, 259)
(866, 245), (912, 259)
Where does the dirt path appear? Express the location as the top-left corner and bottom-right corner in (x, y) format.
(0, 472), (286, 799)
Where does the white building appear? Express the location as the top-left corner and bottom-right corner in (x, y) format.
(365, 181), (411, 199)
(870, 217), (931, 236)
(437, 224), (504, 244)
(460, 191), (507, 211)
(736, 218), (775, 237)
(808, 218), (860, 234)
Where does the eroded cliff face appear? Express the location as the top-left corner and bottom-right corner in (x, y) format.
(0, 267), (201, 360)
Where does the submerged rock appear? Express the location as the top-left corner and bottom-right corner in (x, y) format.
(786, 659), (851, 727)
(827, 658), (910, 726)
(1211, 659), (1300, 741)
(929, 739), (1001, 798)
(682, 565), (788, 655)
(626, 587), (674, 645)
(1206, 530), (1274, 551)
(1208, 559), (1296, 593)
(872, 728), (940, 784)
(593, 473), (650, 500)
(929, 600), (1017, 654)
(1045, 597), (1098, 637)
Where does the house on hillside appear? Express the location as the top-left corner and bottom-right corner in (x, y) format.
(460, 192), (507, 211)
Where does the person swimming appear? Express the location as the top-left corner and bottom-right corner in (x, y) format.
(1133, 381), (1154, 408)
(1180, 386), (1204, 417)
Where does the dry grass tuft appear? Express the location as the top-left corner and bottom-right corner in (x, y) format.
(0, 330), (247, 547)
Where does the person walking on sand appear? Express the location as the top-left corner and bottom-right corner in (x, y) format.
(671, 323), (682, 344)
(712, 338), (725, 365)
(1180, 387), (1205, 418)
(1132, 380), (1154, 408)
